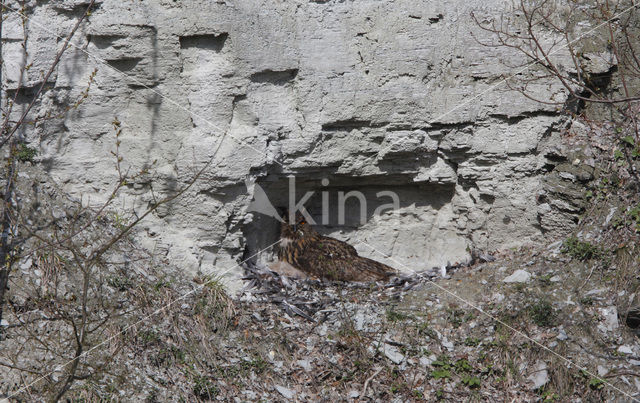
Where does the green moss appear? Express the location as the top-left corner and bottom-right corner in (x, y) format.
(529, 300), (555, 327)
(15, 144), (37, 162)
(192, 375), (218, 400)
(137, 329), (160, 346)
(561, 237), (600, 260)
(461, 375), (481, 388)
(431, 369), (451, 379)
(455, 358), (473, 373)
(588, 377), (605, 390)
(107, 276), (134, 291)
(386, 309), (414, 322)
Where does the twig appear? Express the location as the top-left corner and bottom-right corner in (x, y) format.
(0, 0), (96, 149)
(359, 366), (382, 402)
(578, 264), (596, 290)
(605, 370), (640, 379)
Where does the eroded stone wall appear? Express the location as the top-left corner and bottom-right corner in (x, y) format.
(3, 0), (595, 290)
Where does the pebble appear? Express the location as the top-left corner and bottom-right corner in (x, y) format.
(383, 343), (405, 364)
(354, 311), (366, 331)
(618, 345), (633, 355)
(492, 293), (505, 303)
(546, 240), (563, 252)
(503, 269), (531, 283)
(420, 355), (436, 366)
(597, 307), (619, 332)
(557, 329), (568, 341)
(297, 359), (311, 371)
(604, 207), (617, 226)
(528, 361), (549, 389)
(559, 172), (576, 181)
(275, 385), (295, 399)
(586, 288), (605, 296)
(441, 338), (454, 351)
(20, 258), (32, 270)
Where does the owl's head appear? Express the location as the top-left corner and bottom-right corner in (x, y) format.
(280, 210), (315, 240)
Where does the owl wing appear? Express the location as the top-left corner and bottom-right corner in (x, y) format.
(348, 256), (395, 281)
(316, 236), (358, 257)
(294, 238), (352, 280)
(297, 237), (394, 281)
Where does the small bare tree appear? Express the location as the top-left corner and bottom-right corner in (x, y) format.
(0, 0), (98, 328)
(0, 1), (232, 401)
(472, 0), (640, 169)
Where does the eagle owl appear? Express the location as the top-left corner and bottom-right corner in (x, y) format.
(277, 213), (395, 281)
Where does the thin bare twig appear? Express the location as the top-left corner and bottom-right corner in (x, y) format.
(0, 0), (96, 149)
(360, 366), (383, 401)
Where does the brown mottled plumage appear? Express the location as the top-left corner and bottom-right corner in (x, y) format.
(277, 214), (395, 281)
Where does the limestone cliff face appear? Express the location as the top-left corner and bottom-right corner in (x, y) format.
(4, 0), (594, 290)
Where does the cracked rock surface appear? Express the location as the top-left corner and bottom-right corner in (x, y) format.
(7, 0), (602, 291)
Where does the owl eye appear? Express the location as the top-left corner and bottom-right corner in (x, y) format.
(299, 219), (306, 225)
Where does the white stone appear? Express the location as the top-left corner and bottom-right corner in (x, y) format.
(382, 343), (405, 364)
(297, 359), (311, 372)
(20, 258), (32, 271)
(604, 207), (618, 226)
(597, 365), (609, 376)
(441, 338), (454, 351)
(556, 329), (568, 341)
(503, 269), (532, 283)
(618, 345), (633, 355)
(275, 385), (295, 399)
(597, 307), (619, 333)
(528, 361), (549, 390)
(420, 355), (436, 367)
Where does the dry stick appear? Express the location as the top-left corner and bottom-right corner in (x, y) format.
(0, 141), (18, 324)
(0, 0), (96, 149)
(474, 2), (640, 105)
(0, 0), (94, 325)
(606, 371), (640, 379)
(578, 263), (597, 290)
(1, 4), (30, 135)
(359, 366), (382, 401)
(7, 237), (283, 400)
